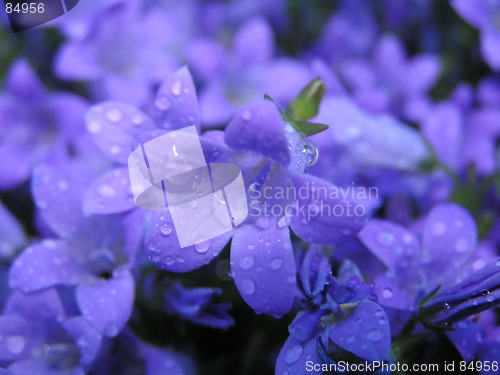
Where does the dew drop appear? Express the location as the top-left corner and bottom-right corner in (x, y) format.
(241, 278), (256, 295)
(278, 216), (291, 228)
(367, 329), (383, 342)
(268, 257), (283, 270)
(432, 221), (446, 236)
(176, 256), (185, 263)
(382, 288), (393, 299)
(106, 108), (122, 123)
(194, 241), (210, 253)
(160, 224), (172, 236)
(486, 294), (495, 303)
(303, 141), (319, 166)
(58, 180), (68, 191)
(164, 256), (174, 265)
(377, 232), (394, 246)
(171, 81), (182, 96)
(98, 184), (116, 197)
(87, 121), (102, 134)
(110, 145), (121, 155)
(248, 244), (255, 250)
(239, 255), (255, 270)
(284, 345), (303, 364)
(241, 109), (252, 121)
(347, 335), (356, 344)
(6, 335), (25, 354)
(155, 96), (171, 110)
(147, 242), (158, 252)
(131, 114), (143, 126)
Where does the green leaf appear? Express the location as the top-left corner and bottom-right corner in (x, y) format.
(286, 78), (326, 120)
(288, 120), (329, 137)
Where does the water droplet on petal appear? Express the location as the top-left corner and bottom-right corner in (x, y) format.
(155, 96), (171, 111)
(239, 255), (255, 270)
(147, 242), (158, 252)
(347, 335), (356, 343)
(131, 114), (143, 126)
(164, 256), (174, 265)
(268, 257), (283, 270)
(284, 345), (303, 364)
(382, 288), (393, 299)
(110, 145), (121, 155)
(377, 232), (394, 246)
(194, 241), (210, 253)
(58, 180), (68, 191)
(486, 294), (495, 302)
(367, 329), (383, 342)
(160, 224), (172, 236)
(241, 109), (252, 121)
(107, 108), (122, 123)
(247, 244), (255, 250)
(241, 278), (256, 295)
(6, 335), (25, 354)
(98, 184), (116, 197)
(303, 141), (319, 166)
(171, 81), (182, 96)
(87, 121), (102, 134)
(432, 221), (446, 236)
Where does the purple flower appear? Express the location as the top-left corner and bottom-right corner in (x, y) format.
(82, 66), (366, 318)
(359, 203), (478, 311)
(163, 282), (234, 329)
(0, 202), (26, 260)
(0, 60), (88, 191)
(421, 259), (500, 330)
(338, 34), (440, 122)
(451, 0), (500, 70)
(0, 287), (102, 374)
(187, 18), (314, 127)
(275, 247), (390, 374)
(8, 164), (140, 339)
(90, 329), (194, 375)
(358, 202), (497, 360)
(422, 92), (500, 176)
(54, 0), (187, 105)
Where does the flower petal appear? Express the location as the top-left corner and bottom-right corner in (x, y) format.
(144, 211), (232, 272)
(9, 240), (85, 293)
(63, 316), (103, 365)
(31, 165), (86, 239)
(84, 168), (136, 215)
(421, 203), (477, 286)
(225, 99), (290, 167)
(233, 18), (274, 65)
(230, 220), (296, 317)
(86, 102), (156, 164)
(4, 288), (66, 324)
(329, 300), (391, 361)
(358, 219), (419, 273)
(275, 335), (323, 375)
(290, 173), (367, 245)
(153, 66), (200, 132)
(76, 268), (134, 337)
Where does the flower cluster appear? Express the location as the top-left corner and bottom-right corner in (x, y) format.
(0, 0), (499, 374)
